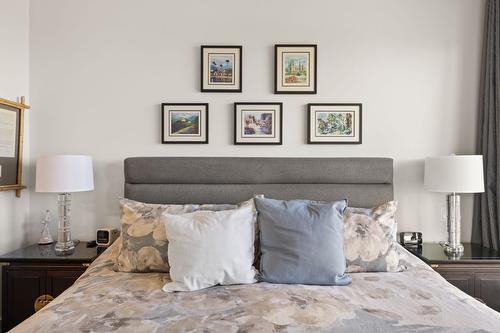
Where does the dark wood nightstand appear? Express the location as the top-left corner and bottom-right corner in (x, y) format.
(0, 241), (99, 332)
(403, 242), (500, 312)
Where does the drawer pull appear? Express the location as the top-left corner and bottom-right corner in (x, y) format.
(34, 294), (54, 312)
(82, 263), (90, 268)
(430, 264), (439, 269)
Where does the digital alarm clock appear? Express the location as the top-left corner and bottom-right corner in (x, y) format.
(96, 228), (120, 247)
(399, 232), (423, 247)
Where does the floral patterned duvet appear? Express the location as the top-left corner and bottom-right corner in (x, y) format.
(11, 242), (500, 333)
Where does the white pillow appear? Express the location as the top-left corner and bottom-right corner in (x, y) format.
(162, 204), (257, 292)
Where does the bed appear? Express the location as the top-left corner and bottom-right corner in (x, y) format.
(11, 157), (500, 332)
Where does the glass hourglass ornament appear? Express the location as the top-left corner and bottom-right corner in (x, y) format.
(38, 210), (54, 245)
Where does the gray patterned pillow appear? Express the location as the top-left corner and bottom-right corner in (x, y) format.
(115, 199), (208, 273)
(115, 198), (255, 273)
(344, 201), (406, 273)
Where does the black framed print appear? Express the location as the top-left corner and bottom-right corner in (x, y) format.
(307, 103), (362, 144)
(234, 102), (282, 145)
(275, 44), (317, 94)
(161, 103), (208, 144)
(201, 45), (242, 92)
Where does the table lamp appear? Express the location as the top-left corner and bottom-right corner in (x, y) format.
(36, 155), (94, 254)
(424, 155), (484, 254)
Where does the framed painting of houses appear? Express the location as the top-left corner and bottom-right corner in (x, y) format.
(161, 103), (209, 144)
(201, 45), (242, 92)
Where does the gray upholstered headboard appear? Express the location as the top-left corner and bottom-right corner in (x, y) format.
(124, 157), (393, 207)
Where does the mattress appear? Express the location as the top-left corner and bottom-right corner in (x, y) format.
(11, 241), (500, 333)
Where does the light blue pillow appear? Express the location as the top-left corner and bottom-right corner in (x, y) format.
(255, 197), (352, 286)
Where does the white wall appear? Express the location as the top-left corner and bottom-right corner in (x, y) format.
(29, 0), (483, 243)
(0, 0), (31, 253)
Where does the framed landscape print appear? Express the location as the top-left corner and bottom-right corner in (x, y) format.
(234, 102), (282, 145)
(161, 103), (208, 144)
(307, 103), (362, 144)
(201, 45), (242, 92)
(275, 44), (317, 94)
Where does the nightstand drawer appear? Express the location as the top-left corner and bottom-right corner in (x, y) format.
(475, 273), (500, 310)
(436, 269), (475, 295)
(402, 243), (500, 312)
(432, 266), (500, 308)
(2, 265), (88, 331)
(433, 266), (500, 311)
(4, 269), (46, 331)
(47, 268), (86, 296)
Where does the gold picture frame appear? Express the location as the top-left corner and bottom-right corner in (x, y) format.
(0, 96), (30, 197)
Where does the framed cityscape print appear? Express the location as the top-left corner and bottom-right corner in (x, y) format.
(234, 102), (282, 145)
(201, 45), (242, 92)
(275, 44), (317, 94)
(307, 103), (362, 144)
(161, 103), (208, 144)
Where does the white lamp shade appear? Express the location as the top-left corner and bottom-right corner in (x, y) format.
(36, 155), (94, 193)
(424, 155), (484, 193)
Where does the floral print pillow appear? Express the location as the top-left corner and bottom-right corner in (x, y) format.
(115, 198), (252, 273)
(343, 201), (406, 273)
(115, 199), (206, 273)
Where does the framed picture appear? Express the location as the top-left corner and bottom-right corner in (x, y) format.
(275, 44), (317, 94)
(161, 103), (208, 144)
(234, 102), (282, 145)
(201, 45), (242, 92)
(0, 96), (29, 197)
(307, 103), (362, 144)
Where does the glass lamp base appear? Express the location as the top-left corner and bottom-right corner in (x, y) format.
(54, 239), (79, 256)
(443, 242), (464, 254)
(55, 193), (75, 256)
(444, 193), (463, 255)
(55, 240), (75, 254)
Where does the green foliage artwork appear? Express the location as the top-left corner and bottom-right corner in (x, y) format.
(317, 112), (353, 136)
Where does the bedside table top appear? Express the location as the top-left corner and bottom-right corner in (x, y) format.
(0, 241), (99, 263)
(403, 242), (500, 264)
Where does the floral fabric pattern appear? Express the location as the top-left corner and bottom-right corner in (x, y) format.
(344, 201), (405, 273)
(115, 198), (250, 273)
(11, 241), (500, 333)
(115, 198), (208, 272)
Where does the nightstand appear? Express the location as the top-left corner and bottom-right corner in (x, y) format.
(403, 242), (500, 312)
(0, 241), (99, 332)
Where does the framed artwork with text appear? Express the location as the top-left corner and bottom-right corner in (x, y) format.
(0, 96), (29, 197)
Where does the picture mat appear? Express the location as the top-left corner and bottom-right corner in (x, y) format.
(309, 105), (360, 142)
(202, 47), (241, 90)
(0, 108), (17, 157)
(276, 46), (316, 92)
(163, 105), (207, 142)
(235, 104), (281, 143)
(0, 104), (20, 185)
